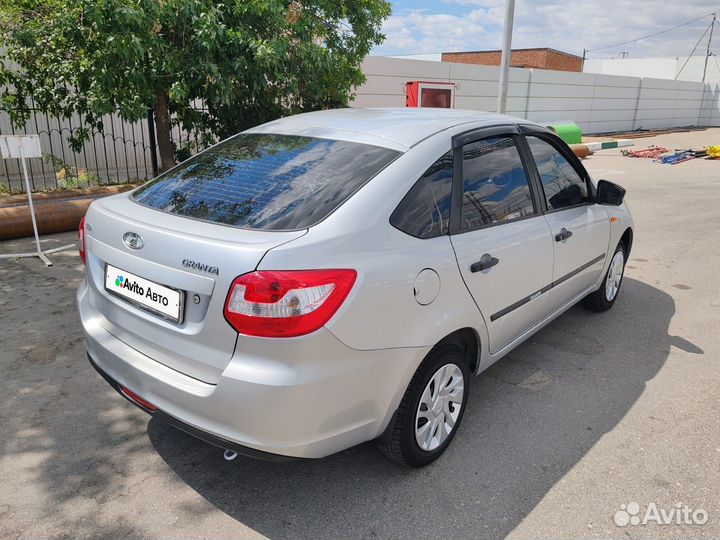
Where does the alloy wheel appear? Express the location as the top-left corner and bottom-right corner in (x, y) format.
(605, 250), (625, 301)
(414, 363), (465, 452)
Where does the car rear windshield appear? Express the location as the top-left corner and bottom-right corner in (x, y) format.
(132, 133), (401, 231)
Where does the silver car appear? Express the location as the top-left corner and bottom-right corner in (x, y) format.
(77, 108), (633, 467)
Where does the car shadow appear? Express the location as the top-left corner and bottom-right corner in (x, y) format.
(148, 277), (688, 539)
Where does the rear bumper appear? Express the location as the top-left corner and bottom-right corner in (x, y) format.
(87, 353), (297, 462)
(78, 279), (426, 459)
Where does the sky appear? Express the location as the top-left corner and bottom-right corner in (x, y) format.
(372, 1), (720, 60)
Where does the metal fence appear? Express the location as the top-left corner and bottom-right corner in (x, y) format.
(0, 100), (206, 193)
(355, 57), (720, 133)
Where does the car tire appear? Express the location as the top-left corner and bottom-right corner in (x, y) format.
(378, 343), (470, 467)
(583, 241), (626, 312)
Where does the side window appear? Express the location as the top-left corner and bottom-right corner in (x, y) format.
(526, 136), (590, 210)
(390, 152), (453, 238)
(460, 136), (535, 230)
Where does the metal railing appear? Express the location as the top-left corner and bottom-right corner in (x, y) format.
(0, 99), (207, 193)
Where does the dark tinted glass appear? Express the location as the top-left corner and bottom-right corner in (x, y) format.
(133, 134), (400, 230)
(526, 136), (589, 210)
(390, 152), (453, 238)
(420, 88), (452, 108)
(460, 137), (535, 229)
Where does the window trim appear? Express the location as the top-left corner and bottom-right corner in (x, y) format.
(388, 123), (598, 240)
(518, 125), (596, 214)
(452, 124), (519, 148)
(449, 128), (543, 236)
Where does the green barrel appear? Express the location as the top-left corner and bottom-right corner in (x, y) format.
(546, 121), (582, 145)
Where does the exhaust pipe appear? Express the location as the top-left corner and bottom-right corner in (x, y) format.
(223, 449), (238, 461)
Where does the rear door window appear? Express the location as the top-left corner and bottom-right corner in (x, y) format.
(460, 136), (536, 230)
(132, 134), (400, 231)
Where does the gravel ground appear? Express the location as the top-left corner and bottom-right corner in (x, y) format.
(1, 128), (719, 539)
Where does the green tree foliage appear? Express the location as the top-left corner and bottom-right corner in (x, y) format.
(0, 0), (390, 171)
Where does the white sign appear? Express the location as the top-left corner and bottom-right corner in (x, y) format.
(0, 134), (42, 159)
(105, 264), (183, 321)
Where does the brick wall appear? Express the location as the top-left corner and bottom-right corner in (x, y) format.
(542, 50), (582, 72)
(441, 48), (582, 72)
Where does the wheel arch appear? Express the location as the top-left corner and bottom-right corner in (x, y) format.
(621, 227), (633, 257)
(435, 327), (481, 374)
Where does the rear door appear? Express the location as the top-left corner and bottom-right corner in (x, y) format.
(521, 129), (610, 313)
(449, 128), (555, 354)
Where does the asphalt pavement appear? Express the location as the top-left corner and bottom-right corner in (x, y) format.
(1, 128), (719, 539)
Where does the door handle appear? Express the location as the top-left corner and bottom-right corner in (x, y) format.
(555, 228), (573, 242)
(470, 253), (499, 273)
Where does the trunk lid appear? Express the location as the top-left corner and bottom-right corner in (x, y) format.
(83, 192), (306, 384)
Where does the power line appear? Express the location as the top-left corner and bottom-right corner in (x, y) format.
(587, 13), (713, 53)
(701, 13), (716, 82)
(675, 20), (712, 79)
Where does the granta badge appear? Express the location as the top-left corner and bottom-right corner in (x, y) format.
(182, 259), (219, 276)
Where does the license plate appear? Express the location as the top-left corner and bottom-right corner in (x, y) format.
(104, 264), (183, 323)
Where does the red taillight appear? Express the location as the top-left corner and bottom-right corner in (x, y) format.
(119, 385), (158, 412)
(78, 216), (86, 265)
(224, 269), (357, 338)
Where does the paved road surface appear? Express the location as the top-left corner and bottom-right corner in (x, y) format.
(1, 129), (718, 539)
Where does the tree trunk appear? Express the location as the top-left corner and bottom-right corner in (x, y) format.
(153, 91), (175, 172)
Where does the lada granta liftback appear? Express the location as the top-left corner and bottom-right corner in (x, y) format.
(77, 108), (633, 467)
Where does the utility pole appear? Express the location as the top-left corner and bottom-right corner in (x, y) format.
(702, 12), (716, 83)
(147, 108), (159, 178)
(581, 48), (586, 71)
(497, 0), (516, 114)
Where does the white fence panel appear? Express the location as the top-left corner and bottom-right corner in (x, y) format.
(354, 57), (720, 133)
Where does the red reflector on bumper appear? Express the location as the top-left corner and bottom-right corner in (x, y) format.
(120, 385), (158, 412)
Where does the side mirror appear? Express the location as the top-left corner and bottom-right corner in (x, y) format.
(596, 180), (625, 206)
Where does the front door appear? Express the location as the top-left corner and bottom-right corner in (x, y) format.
(523, 134), (611, 312)
(449, 134), (554, 354)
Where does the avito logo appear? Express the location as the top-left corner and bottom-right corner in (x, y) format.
(113, 274), (170, 307)
(115, 275), (145, 296)
(614, 501), (709, 527)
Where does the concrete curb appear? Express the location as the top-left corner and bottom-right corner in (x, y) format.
(585, 140), (634, 151)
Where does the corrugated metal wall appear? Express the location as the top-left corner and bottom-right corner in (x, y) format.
(353, 57), (720, 133)
(584, 55), (720, 86)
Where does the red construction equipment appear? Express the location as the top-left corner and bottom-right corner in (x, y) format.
(622, 146), (669, 159)
(405, 81), (456, 108)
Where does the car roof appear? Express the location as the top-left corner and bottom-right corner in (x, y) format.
(246, 108), (532, 152)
